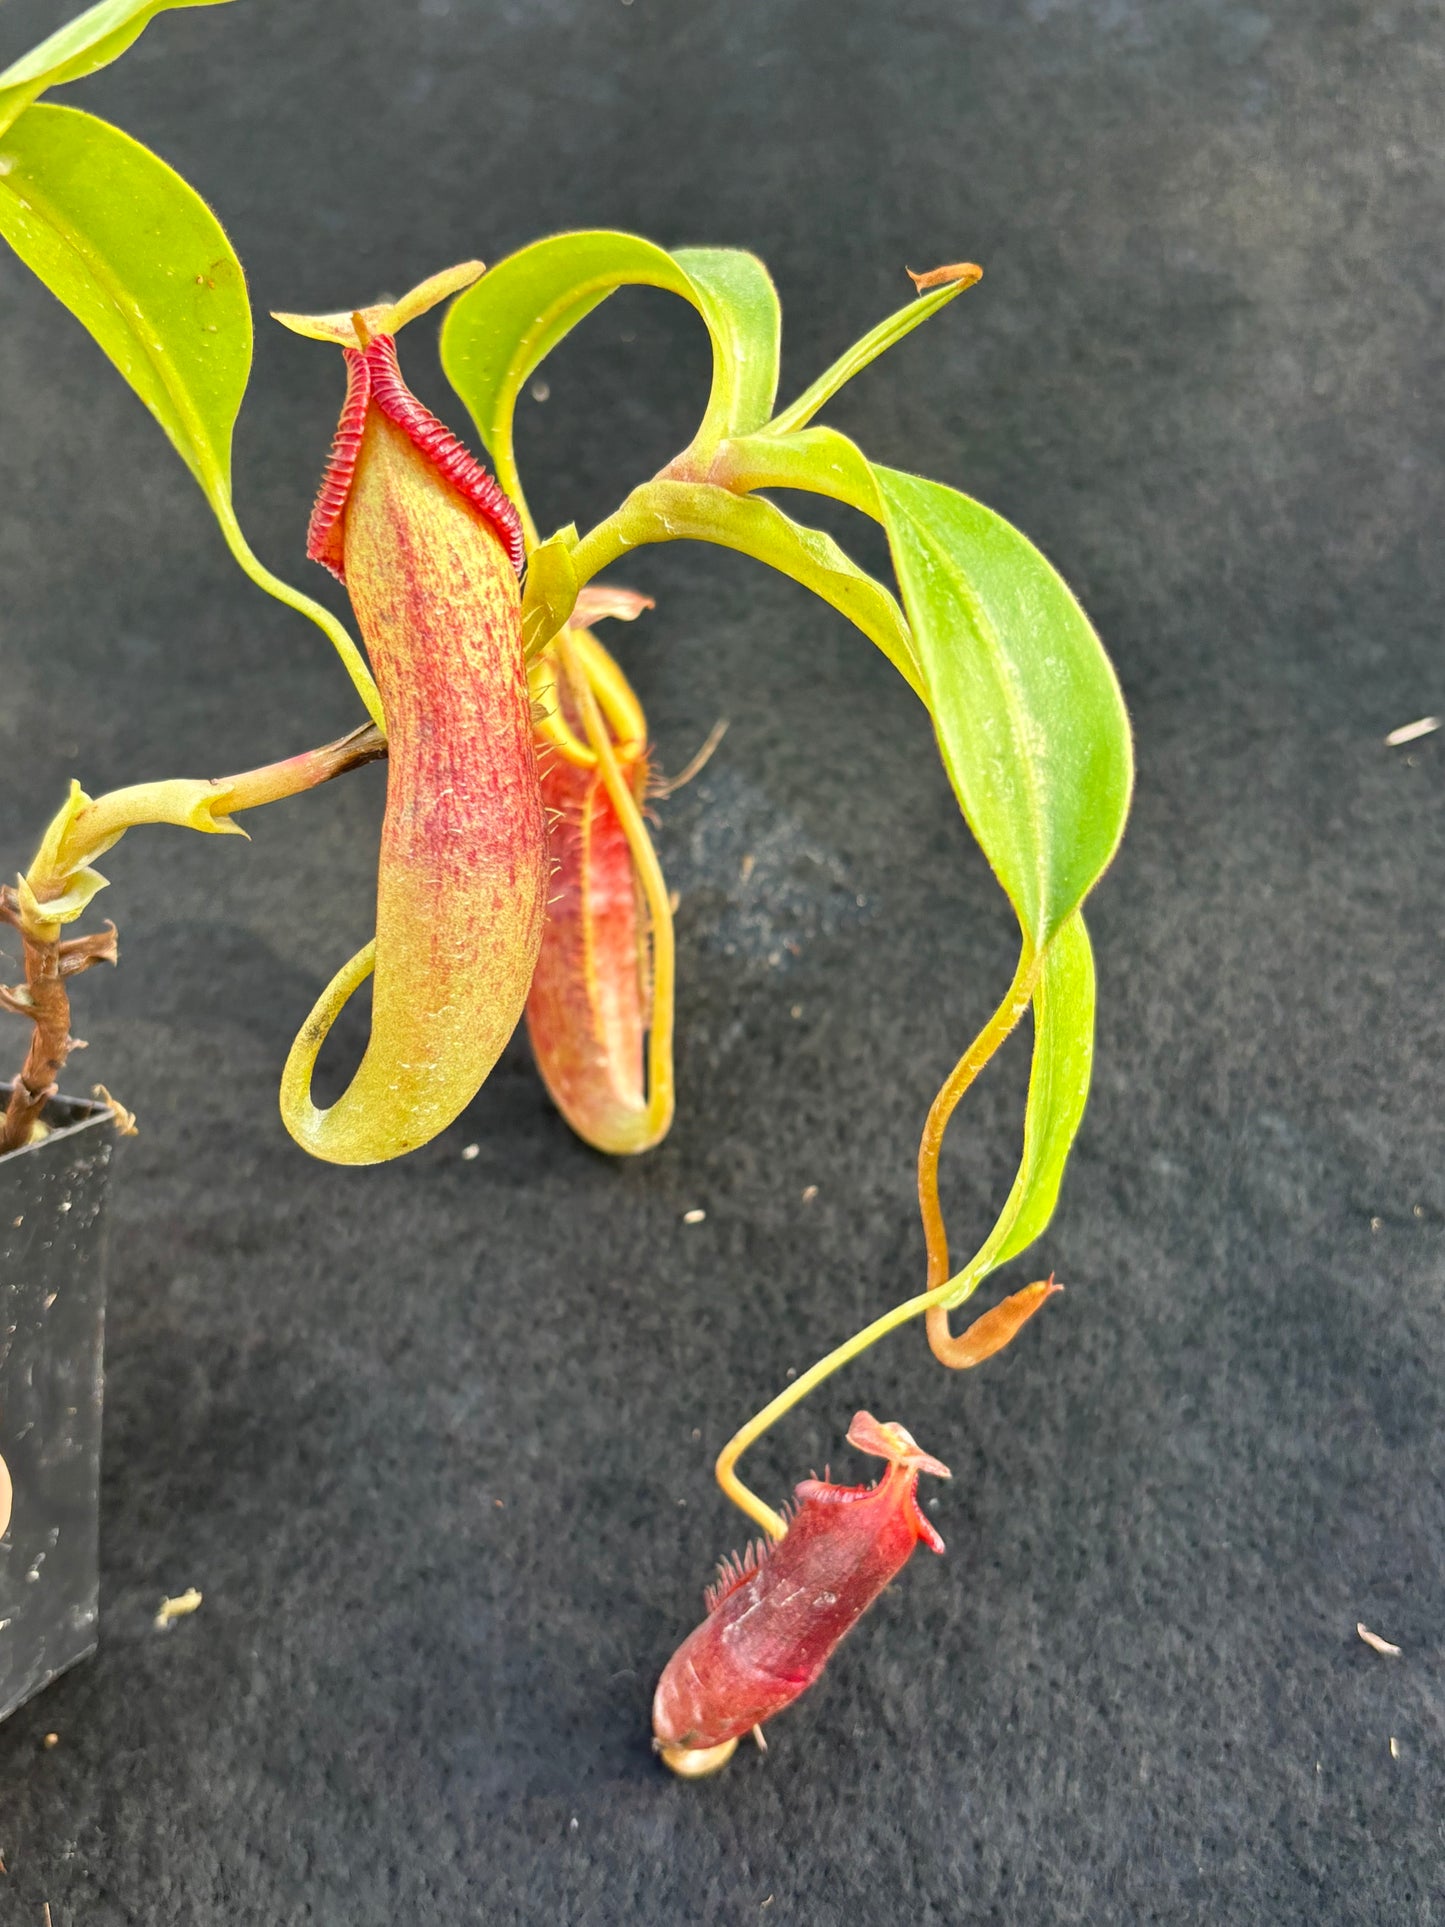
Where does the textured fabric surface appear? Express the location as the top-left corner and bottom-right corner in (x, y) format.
(0, 0), (1440, 1920)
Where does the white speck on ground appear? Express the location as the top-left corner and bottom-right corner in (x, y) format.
(1357, 1621), (1401, 1656)
(155, 1588), (203, 1631)
(1384, 715), (1439, 746)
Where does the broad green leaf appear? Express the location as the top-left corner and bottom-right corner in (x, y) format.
(0, 0), (233, 138)
(767, 263), (981, 437)
(570, 476), (923, 696)
(0, 103), (381, 724)
(712, 426), (1132, 948)
(878, 467), (1132, 948)
(439, 229), (779, 545)
(0, 101), (247, 494)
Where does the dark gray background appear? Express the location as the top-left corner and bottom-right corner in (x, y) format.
(0, 0), (1441, 1920)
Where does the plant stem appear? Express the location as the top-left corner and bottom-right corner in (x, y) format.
(0, 893), (115, 1154)
(40, 722), (386, 896)
(568, 503), (638, 588)
(917, 944), (1038, 1291)
(714, 942), (1039, 1538)
(716, 1283), (945, 1541)
(0, 724), (387, 1153)
(212, 500), (385, 732)
(220, 720), (388, 808)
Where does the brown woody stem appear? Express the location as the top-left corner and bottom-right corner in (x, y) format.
(0, 891), (116, 1153)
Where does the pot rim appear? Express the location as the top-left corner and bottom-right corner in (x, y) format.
(0, 1085), (115, 1165)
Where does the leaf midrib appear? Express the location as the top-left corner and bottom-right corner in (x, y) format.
(893, 482), (1050, 940)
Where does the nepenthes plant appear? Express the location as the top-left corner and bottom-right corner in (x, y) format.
(0, 0), (1132, 1770)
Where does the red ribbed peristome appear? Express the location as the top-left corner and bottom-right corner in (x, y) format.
(306, 335), (525, 583)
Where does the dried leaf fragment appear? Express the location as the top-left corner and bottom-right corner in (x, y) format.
(927, 1276), (1062, 1369)
(93, 1085), (138, 1136)
(906, 261), (983, 293)
(572, 585), (655, 627)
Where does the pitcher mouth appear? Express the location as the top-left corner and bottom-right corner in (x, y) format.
(305, 333), (524, 583)
(794, 1459), (947, 1556)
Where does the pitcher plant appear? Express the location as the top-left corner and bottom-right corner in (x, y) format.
(0, 0), (1132, 1773)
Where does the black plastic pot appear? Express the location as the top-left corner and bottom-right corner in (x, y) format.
(0, 1089), (117, 1723)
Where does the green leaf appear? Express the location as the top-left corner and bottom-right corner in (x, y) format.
(439, 229), (779, 545)
(670, 245), (781, 442)
(877, 466), (1132, 949)
(873, 476), (1122, 1296)
(766, 265), (981, 437)
(976, 912), (1096, 1295)
(991, 912), (1095, 1268)
(0, 100), (247, 495)
(569, 477), (924, 697)
(582, 414), (1127, 1299)
(0, 102), (382, 725)
(713, 426), (1132, 949)
(0, 0), (234, 139)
